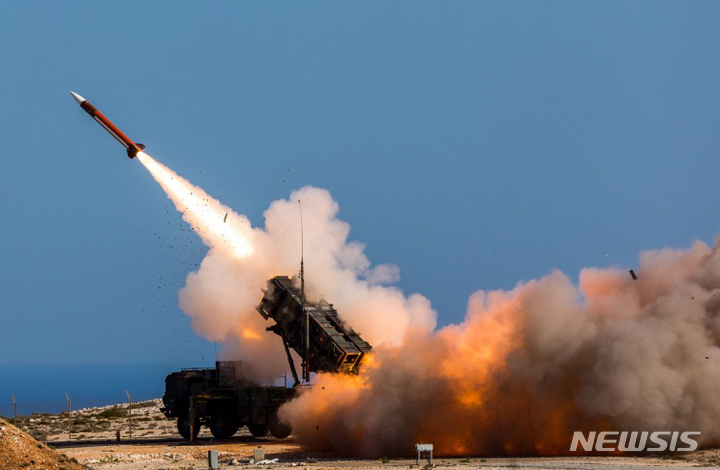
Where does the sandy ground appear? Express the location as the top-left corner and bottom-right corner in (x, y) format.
(54, 436), (720, 470)
(10, 400), (720, 470)
(53, 431), (720, 470)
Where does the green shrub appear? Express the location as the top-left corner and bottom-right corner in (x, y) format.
(97, 408), (126, 419)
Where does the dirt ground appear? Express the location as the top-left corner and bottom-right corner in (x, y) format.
(54, 435), (720, 470)
(10, 400), (720, 470)
(0, 418), (87, 470)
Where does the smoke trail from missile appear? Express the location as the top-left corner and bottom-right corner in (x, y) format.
(136, 151), (720, 456)
(136, 152), (253, 259)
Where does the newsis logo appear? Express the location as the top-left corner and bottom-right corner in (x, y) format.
(569, 431), (701, 452)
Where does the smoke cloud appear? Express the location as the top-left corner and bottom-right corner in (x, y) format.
(139, 152), (720, 456)
(281, 242), (720, 456)
(137, 153), (435, 377)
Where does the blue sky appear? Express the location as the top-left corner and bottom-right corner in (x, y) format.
(2, 2), (720, 365)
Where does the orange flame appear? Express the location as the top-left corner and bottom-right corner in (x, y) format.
(240, 328), (262, 341)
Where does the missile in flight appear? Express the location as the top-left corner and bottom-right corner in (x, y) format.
(71, 91), (145, 159)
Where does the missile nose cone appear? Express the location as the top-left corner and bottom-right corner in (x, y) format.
(70, 91), (86, 105)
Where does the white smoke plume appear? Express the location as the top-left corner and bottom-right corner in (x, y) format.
(137, 153), (436, 377)
(139, 152), (720, 456)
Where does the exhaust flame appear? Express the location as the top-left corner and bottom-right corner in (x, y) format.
(136, 152), (253, 259)
(136, 152), (720, 457)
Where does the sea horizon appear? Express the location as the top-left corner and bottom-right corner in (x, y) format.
(0, 361), (214, 416)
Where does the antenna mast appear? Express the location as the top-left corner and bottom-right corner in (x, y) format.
(299, 200), (309, 383)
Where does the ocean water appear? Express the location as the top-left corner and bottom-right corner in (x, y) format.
(0, 362), (206, 416)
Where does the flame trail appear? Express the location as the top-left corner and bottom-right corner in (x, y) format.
(136, 152), (253, 258)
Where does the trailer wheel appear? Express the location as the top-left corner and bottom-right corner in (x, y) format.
(248, 424), (269, 437)
(209, 413), (239, 439)
(269, 415), (292, 439)
(177, 413), (200, 440)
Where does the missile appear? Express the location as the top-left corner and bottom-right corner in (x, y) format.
(71, 91), (145, 159)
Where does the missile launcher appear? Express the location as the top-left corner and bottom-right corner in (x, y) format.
(162, 276), (372, 440)
(257, 276), (372, 376)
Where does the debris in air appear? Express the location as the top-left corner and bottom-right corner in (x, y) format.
(629, 269), (638, 280)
